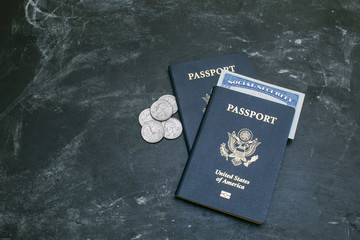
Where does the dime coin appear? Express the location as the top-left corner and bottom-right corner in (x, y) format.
(141, 120), (164, 143)
(150, 100), (173, 121)
(158, 95), (178, 114)
(138, 108), (154, 126)
(162, 118), (183, 140)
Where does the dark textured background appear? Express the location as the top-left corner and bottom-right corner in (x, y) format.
(1, 0), (359, 239)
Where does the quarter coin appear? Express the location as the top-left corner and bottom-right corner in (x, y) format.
(141, 120), (164, 143)
(150, 100), (173, 121)
(162, 118), (183, 139)
(158, 95), (178, 114)
(138, 108), (154, 126)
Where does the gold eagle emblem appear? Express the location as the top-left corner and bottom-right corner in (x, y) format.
(220, 128), (261, 167)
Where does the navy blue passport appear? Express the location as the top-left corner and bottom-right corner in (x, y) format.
(168, 53), (254, 151)
(175, 86), (294, 224)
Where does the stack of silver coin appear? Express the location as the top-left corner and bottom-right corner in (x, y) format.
(139, 95), (183, 143)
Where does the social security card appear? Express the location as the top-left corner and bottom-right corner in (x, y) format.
(217, 70), (305, 139)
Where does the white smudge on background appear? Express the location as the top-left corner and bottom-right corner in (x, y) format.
(25, 0), (58, 29)
(12, 118), (23, 156)
(278, 69), (289, 74)
(136, 196), (149, 205)
(316, 95), (358, 162)
(131, 234), (143, 240)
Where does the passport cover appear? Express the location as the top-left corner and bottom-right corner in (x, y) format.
(168, 53), (254, 151)
(175, 86), (294, 224)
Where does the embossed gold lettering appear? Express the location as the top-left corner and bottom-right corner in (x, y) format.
(226, 103), (278, 125)
(234, 175), (250, 185)
(239, 107), (245, 115)
(255, 113), (264, 121)
(226, 104), (234, 111)
(231, 106), (238, 114)
(188, 73), (194, 80)
(270, 116), (277, 124)
(193, 72), (200, 79)
(187, 65), (236, 80)
(205, 70), (210, 77)
(263, 114), (270, 123)
(249, 110), (257, 118)
(228, 65), (235, 72)
(222, 179), (245, 190)
(215, 169), (234, 179)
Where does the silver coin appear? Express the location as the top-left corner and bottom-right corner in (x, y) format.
(138, 108), (154, 126)
(162, 118), (183, 140)
(158, 95), (178, 114)
(141, 120), (164, 143)
(150, 100), (173, 121)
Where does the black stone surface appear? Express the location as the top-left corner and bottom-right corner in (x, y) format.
(1, 1), (359, 239)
